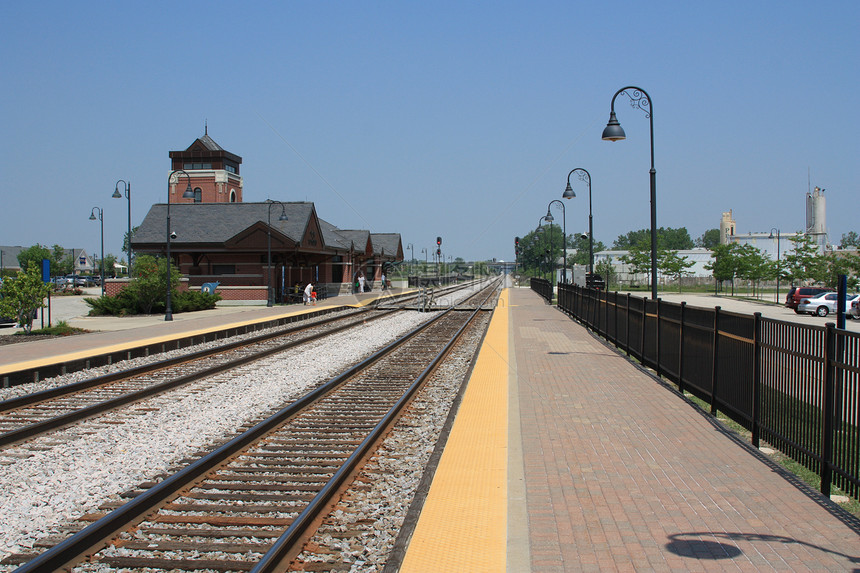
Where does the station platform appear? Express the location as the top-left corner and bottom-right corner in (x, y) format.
(400, 287), (860, 572)
(1, 287), (857, 570)
(0, 291), (386, 380)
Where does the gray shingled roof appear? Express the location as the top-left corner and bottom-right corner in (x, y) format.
(132, 202), (314, 245)
(317, 218), (354, 251)
(370, 233), (402, 257)
(197, 134), (223, 151)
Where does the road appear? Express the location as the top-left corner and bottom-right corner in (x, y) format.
(623, 290), (860, 333)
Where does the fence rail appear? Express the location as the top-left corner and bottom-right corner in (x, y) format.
(547, 282), (860, 500)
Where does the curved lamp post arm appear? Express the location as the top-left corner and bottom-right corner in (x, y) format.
(112, 180), (132, 276)
(165, 170), (194, 321)
(604, 86), (657, 300)
(564, 168), (593, 276)
(266, 200), (289, 306)
(89, 207), (105, 297)
(546, 199), (567, 283)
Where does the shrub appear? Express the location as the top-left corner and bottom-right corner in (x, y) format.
(84, 255), (221, 316)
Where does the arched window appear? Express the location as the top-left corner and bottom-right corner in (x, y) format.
(230, 189), (237, 203)
(193, 187), (202, 203)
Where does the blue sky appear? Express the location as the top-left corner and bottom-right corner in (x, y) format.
(2, 1), (858, 263)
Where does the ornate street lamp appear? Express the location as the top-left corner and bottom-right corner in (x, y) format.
(564, 168), (593, 277)
(88, 207), (104, 297)
(112, 180), (131, 276)
(266, 200), (289, 306)
(544, 199), (567, 283)
(165, 170), (194, 321)
(603, 86), (657, 300)
(769, 228), (781, 303)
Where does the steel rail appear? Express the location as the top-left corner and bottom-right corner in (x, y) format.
(0, 308), (393, 449)
(251, 284), (498, 572)
(13, 286), (498, 572)
(0, 308), (369, 414)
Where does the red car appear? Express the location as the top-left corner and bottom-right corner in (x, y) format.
(785, 286), (830, 313)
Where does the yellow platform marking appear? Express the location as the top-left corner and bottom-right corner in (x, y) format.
(400, 289), (509, 572)
(0, 303), (353, 376)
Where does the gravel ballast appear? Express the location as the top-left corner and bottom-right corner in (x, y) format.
(0, 309), (438, 563)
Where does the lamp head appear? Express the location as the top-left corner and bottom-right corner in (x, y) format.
(544, 211), (554, 223)
(182, 183), (195, 199)
(602, 111), (626, 142)
(563, 182), (576, 199)
(278, 207), (289, 222)
(89, 212), (97, 221)
(112, 188), (122, 199)
(170, 231), (177, 240)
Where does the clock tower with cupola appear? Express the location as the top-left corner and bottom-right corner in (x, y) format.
(168, 126), (243, 203)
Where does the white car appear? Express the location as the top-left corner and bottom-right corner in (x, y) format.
(797, 292), (859, 317)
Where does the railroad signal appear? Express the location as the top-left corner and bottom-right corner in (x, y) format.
(436, 236), (442, 246)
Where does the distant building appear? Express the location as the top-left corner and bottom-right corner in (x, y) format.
(168, 127), (243, 204)
(721, 185), (828, 258)
(130, 129), (402, 303)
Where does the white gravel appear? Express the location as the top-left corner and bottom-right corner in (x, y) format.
(0, 310), (433, 563)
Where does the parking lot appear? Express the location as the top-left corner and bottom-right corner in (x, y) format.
(627, 291), (860, 333)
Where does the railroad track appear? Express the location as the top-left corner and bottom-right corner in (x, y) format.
(0, 280), (491, 451)
(7, 281), (500, 572)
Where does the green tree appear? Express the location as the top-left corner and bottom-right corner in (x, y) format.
(782, 234), (825, 285)
(566, 234), (607, 266)
(735, 243), (775, 298)
(0, 265), (51, 332)
(696, 228), (721, 249)
(658, 250), (695, 293)
(17, 244), (52, 273)
(619, 240), (653, 288)
(839, 231), (859, 249)
(519, 226), (563, 280)
(705, 243), (743, 294)
(819, 252), (860, 290)
(613, 227), (693, 250)
(125, 255), (180, 314)
(594, 258), (616, 290)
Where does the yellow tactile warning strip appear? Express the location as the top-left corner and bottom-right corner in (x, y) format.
(0, 303), (351, 376)
(400, 289), (509, 572)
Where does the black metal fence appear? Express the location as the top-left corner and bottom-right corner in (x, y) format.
(551, 282), (860, 500)
(530, 277), (552, 303)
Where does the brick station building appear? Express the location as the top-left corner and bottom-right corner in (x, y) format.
(127, 131), (402, 304)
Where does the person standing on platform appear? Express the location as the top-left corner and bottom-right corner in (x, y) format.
(358, 273), (365, 293)
(304, 281), (314, 305)
(381, 272), (387, 290)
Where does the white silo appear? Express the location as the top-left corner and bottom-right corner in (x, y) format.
(806, 186), (827, 252)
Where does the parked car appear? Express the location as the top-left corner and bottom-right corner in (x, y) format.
(850, 297), (860, 319)
(785, 286), (830, 312)
(797, 292), (859, 317)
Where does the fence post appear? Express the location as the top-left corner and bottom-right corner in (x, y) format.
(655, 298), (662, 378)
(678, 302), (686, 394)
(640, 296), (647, 363)
(821, 322), (836, 497)
(711, 306), (721, 416)
(751, 312), (762, 448)
(625, 293), (631, 357)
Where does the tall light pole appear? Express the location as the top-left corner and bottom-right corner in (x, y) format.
(769, 228), (781, 303)
(544, 199), (567, 283)
(89, 207), (104, 297)
(112, 180), (131, 276)
(166, 170), (194, 321)
(536, 217), (547, 280)
(603, 86), (657, 300)
(564, 168), (593, 277)
(407, 243), (414, 277)
(266, 200), (289, 307)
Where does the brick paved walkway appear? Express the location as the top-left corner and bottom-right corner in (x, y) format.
(510, 288), (859, 571)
